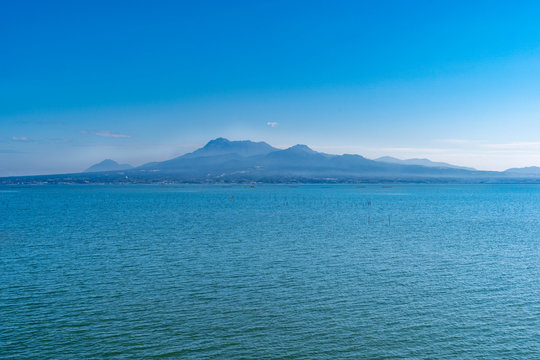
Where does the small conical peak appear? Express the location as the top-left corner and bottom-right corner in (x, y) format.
(84, 159), (133, 173)
(287, 144), (316, 153)
(376, 156), (399, 161)
(99, 159), (119, 165)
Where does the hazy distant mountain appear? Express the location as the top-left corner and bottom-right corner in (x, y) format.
(504, 166), (540, 176)
(375, 156), (475, 170)
(7, 137), (538, 184)
(84, 159), (133, 173)
(135, 138), (280, 174)
(134, 138), (482, 179)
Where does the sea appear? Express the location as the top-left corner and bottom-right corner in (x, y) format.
(1, 184), (539, 359)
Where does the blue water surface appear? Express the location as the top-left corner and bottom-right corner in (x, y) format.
(1, 184), (539, 359)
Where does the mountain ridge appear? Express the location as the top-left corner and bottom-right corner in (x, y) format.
(504, 166), (540, 176)
(375, 156), (475, 171)
(3, 138), (539, 184)
(129, 138), (487, 179)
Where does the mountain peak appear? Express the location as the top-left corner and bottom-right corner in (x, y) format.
(205, 137), (230, 146)
(287, 144), (316, 153)
(183, 138), (278, 159)
(84, 159), (133, 173)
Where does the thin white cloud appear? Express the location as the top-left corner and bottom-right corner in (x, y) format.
(482, 141), (540, 149)
(266, 121), (278, 128)
(12, 136), (30, 141)
(314, 145), (448, 152)
(432, 138), (540, 150)
(95, 130), (131, 138)
(370, 147), (451, 154)
(81, 130), (131, 138)
(435, 138), (471, 144)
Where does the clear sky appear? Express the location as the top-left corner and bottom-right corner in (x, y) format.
(2, 0), (540, 176)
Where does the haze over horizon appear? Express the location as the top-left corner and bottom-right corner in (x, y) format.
(2, 1), (540, 176)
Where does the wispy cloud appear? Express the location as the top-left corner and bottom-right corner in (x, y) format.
(266, 121), (278, 128)
(433, 138), (540, 150)
(435, 138), (471, 144)
(95, 130), (131, 138)
(81, 130), (131, 138)
(370, 147), (451, 153)
(11, 136), (30, 142)
(313, 144), (449, 153)
(482, 141), (540, 149)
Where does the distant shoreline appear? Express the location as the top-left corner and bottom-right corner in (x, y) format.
(2, 174), (540, 186)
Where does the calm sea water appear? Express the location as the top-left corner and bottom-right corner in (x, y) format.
(1, 184), (539, 359)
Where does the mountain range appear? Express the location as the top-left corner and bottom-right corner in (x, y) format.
(2, 138), (539, 184)
(374, 156), (475, 171)
(503, 166), (540, 176)
(96, 137), (486, 180)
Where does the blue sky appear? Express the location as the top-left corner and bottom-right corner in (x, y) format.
(2, 0), (540, 175)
